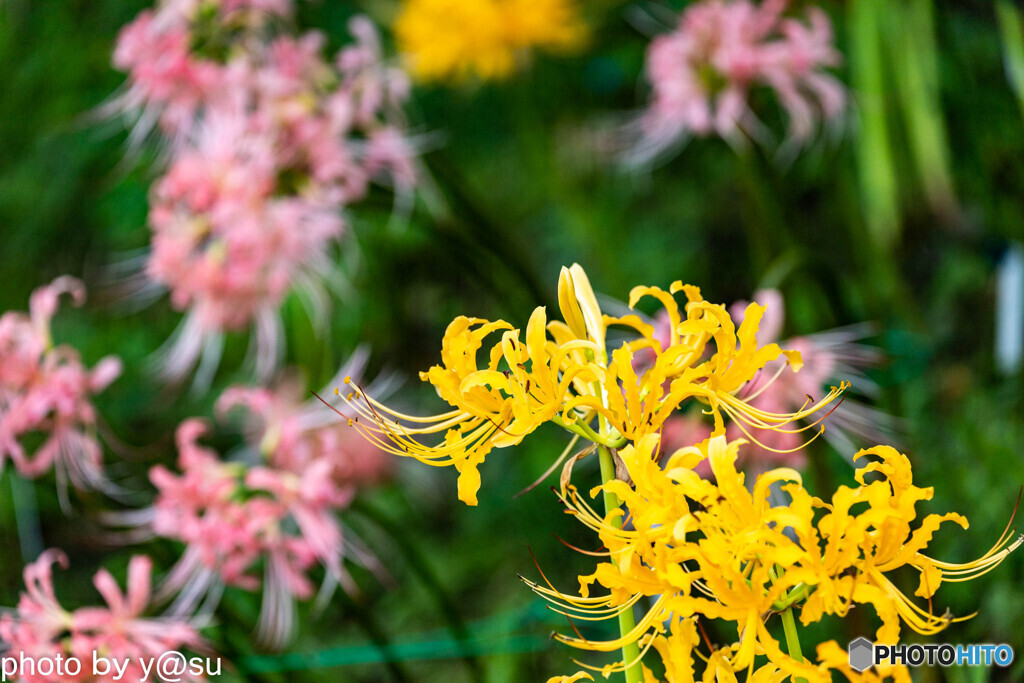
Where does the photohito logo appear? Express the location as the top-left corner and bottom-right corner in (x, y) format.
(847, 638), (1015, 672)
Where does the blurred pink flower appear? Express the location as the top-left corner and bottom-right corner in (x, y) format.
(111, 10), (223, 144)
(658, 412), (714, 477)
(110, 0), (295, 143)
(655, 288), (891, 474)
(216, 362), (394, 489)
(109, 8), (418, 385)
(0, 278), (121, 502)
(628, 0), (844, 164)
(114, 418), (368, 648)
(146, 100), (344, 383)
(0, 550), (205, 683)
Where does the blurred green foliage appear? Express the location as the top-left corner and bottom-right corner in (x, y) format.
(1, 1), (1023, 681)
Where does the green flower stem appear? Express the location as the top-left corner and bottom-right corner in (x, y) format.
(780, 607), (807, 683)
(772, 583), (815, 612)
(736, 149), (792, 275)
(552, 414), (628, 449)
(597, 444), (643, 683)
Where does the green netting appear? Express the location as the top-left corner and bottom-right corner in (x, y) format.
(240, 600), (557, 673)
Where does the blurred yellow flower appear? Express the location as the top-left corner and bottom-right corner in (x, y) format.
(394, 0), (586, 82)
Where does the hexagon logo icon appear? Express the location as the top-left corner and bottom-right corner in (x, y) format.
(848, 637), (874, 672)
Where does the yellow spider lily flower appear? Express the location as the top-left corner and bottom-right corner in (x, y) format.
(531, 435), (824, 680)
(815, 641), (911, 682)
(798, 445), (1023, 643)
(336, 265), (843, 505)
(530, 436), (1019, 679)
(602, 282), (841, 445)
(641, 616), (789, 682)
(552, 615), (808, 682)
(394, 0), (586, 82)
(336, 267), (604, 505)
(643, 616), (701, 682)
(546, 673), (594, 683)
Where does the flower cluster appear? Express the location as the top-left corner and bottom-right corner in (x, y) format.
(337, 264), (1018, 681)
(337, 264), (840, 506)
(394, 0), (586, 82)
(110, 418), (341, 649)
(109, 363), (388, 649)
(629, 0), (845, 163)
(113, 0), (303, 143)
(538, 436), (1019, 681)
(656, 288), (890, 474)
(0, 277), (121, 500)
(0, 550), (204, 683)
(113, 1), (417, 382)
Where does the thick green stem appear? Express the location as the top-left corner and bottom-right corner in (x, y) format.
(597, 445), (643, 683)
(780, 608), (807, 683)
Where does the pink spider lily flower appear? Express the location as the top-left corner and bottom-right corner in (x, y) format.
(110, 419), (364, 648)
(110, 1), (416, 168)
(108, 0), (294, 145)
(242, 462), (357, 644)
(145, 101), (344, 384)
(215, 356), (395, 488)
(244, 23), (417, 201)
(0, 550), (73, 645)
(245, 27), (417, 203)
(0, 550), (206, 683)
(334, 16), (418, 195)
(0, 278), (121, 505)
(109, 12), (418, 386)
(627, 0), (845, 165)
(110, 10), (224, 145)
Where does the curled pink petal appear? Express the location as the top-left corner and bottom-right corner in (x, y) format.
(0, 278), (120, 497)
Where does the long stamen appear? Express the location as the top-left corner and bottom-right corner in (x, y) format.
(738, 362), (790, 402)
(553, 595), (668, 652)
